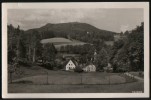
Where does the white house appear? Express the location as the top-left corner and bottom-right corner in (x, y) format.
(65, 60), (77, 71)
(83, 64), (96, 72)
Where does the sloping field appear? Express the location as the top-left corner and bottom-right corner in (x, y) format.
(104, 41), (114, 46)
(40, 37), (90, 51)
(40, 37), (72, 44)
(40, 38), (89, 45)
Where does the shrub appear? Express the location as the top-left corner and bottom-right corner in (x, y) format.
(116, 68), (128, 73)
(43, 62), (54, 70)
(74, 66), (83, 73)
(18, 58), (32, 67)
(106, 67), (113, 73)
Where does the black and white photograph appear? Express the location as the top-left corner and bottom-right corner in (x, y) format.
(2, 2), (149, 98)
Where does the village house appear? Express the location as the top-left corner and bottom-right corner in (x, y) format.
(64, 59), (78, 71)
(82, 64), (96, 72)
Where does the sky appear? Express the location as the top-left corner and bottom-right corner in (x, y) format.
(7, 8), (143, 33)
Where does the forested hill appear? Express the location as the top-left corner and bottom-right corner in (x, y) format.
(25, 22), (116, 43)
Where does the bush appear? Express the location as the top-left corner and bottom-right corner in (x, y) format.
(116, 68), (128, 73)
(74, 66), (83, 73)
(43, 62), (54, 70)
(8, 49), (16, 64)
(56, 63), (63, 69)
(139, 71), (143, 77)
(18, 58), (32, 67)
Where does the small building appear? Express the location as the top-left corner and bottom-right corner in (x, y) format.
(83, 64), (96, 72)
(64, 59), (78, 71)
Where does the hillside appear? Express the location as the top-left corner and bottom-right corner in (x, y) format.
(25, 22), (116, 43)
(40, 37), (91, 51)
(40, 37), (72, 44)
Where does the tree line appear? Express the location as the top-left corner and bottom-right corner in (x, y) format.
(109, 22), (144, 72)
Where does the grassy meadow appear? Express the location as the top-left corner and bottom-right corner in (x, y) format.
(8, 65), (144, 93)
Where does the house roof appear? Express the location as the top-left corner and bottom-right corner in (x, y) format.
(83, 64), (96, 69)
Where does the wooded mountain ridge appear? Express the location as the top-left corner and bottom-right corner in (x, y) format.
(25, 22), (116, 42)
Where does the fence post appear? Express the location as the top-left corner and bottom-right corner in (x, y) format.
(10, 72), (12, 83)
(81, 73), (82, 85)
(46, 71), (48, 85)
(109, 73), (110, 87)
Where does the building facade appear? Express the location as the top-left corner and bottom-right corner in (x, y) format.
(83, 64), (96, 72)
(65, 60), (76, 71)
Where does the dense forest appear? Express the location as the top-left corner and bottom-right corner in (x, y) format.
(7, 22), (144, 72)
(109, 22), (144, 72)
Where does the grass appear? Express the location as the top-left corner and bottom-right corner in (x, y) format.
(41, 37), (72, 44)
(40, 37), (89, 50)
(13, 80), (33, 84)
(54, 40), (88, 50)
(8, 65), (143, 93)
(104, 41), (114, 46)
(8, 65), (47, 82)
(8, 81), (144, 93)
(11, 72), (128, 85)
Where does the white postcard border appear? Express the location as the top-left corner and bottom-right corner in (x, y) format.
(2, 2), (149, 98)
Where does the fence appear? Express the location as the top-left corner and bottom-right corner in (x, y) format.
(9, 71), (136, 85)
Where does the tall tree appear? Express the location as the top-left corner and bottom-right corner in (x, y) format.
(16, 25), (21, 62)
(30, 30), (41, 63)
(95, 47), (109, 70)
(42, 43), (57, 63)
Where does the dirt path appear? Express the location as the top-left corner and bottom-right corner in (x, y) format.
(124, 72), (144, 82)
